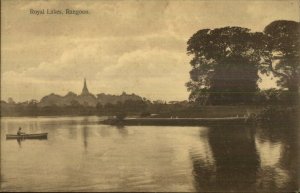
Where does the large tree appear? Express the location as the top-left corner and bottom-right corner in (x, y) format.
(262, 20), (300, 101)
(186, 27), (266, 105)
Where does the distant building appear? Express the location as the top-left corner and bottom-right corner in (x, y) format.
(38, 78), (144, 107)
(81, 78), (90, 95)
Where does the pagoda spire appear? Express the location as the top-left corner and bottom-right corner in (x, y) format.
(81, 78), (90, 95)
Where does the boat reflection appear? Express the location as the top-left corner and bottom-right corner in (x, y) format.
(15, 137), (47, 148)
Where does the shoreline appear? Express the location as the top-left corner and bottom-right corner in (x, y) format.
(100, 117), (250, 126)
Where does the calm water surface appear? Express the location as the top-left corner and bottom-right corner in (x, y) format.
(1, 116), (298, 192)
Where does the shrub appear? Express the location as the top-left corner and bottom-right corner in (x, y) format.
(256, 106), (299, 126)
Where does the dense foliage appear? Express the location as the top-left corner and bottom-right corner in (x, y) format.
(254, 106), (299, 126)
(262, 20), (300, 103)
(186, 27), (266, 105)
(186, 20), (299, 105)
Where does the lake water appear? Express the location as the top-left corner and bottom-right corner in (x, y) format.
(1, 116), (298, 192)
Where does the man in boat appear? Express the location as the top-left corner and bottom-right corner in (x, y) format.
(17, 127), (25, 135)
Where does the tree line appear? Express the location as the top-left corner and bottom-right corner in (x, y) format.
(0, 90), (294, 117)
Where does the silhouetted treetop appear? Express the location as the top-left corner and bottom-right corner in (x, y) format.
(186, 26), (265, 105)
(262, 20), (300, 95)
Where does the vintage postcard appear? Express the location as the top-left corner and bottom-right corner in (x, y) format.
(1, 0), (299, 192)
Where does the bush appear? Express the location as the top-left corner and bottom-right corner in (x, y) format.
(256, 106), (299, 126)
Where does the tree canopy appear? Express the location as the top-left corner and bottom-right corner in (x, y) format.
(186, 27), (266, 105)
(262, 20), (300, 95)
(186, 20), (299, 105)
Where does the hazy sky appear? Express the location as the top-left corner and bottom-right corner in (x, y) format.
(1, 0), (299, 102)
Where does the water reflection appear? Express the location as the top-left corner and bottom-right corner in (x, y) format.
(82, 126), (88, 151)
(190, 125), (298, 192)
(255, 126), (298, 191)
(17, 138), (22, 148)
(191, 126), (260, 192)
(116, 125), (128, 137)
(1, 116), (298, 192)
(13, 138), (48, 148)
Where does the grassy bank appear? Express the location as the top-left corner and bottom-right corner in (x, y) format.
(150, 105), (263, 118)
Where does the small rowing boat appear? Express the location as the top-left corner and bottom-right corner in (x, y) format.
(6, 133), (48, 140)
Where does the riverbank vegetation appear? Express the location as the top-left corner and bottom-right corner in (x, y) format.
(1, 91), (297, 119)
(252, 106), (299, 127)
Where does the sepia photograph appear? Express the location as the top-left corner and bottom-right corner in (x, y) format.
(1, 0), (299, 192)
